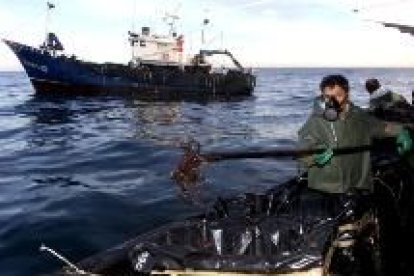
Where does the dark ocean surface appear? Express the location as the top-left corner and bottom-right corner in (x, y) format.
(0, 68), (413, 275)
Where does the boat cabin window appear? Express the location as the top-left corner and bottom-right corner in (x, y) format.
(140, 40), (146, 47)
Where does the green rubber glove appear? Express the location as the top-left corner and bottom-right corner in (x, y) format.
(313, 147), (334, 166)
(396, 128), (413, 155)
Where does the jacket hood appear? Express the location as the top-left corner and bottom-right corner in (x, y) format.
(312, 96), (325, 116)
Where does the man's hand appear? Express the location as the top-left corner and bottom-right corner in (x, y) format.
(396, 128), (413, 155)
(313, 147), (334, 166)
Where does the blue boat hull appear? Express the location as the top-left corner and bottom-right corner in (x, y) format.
(4, 39), (255, 99)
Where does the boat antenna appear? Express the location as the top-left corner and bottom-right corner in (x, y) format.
(162, 3), (181, 37)
(163, 13), (180, 37)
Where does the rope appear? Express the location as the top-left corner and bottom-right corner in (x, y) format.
(39, 243), (89, 275)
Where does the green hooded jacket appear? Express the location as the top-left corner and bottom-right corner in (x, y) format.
(298, 99), (400, 194)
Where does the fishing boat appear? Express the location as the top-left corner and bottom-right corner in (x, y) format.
(3, 3), (255, 100)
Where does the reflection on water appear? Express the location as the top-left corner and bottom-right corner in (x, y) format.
(0, 68), (414, 275)
(131, 101), (185, 146)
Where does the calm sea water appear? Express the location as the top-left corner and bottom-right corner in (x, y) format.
(0, 68), (413, 275)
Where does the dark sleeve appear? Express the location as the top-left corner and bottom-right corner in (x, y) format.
(364, 112), (402, 138)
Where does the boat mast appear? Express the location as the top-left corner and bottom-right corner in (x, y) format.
(41, 1), (64, 56)
(130, 0), (137, 62)
(131, 0), (137, 32)
(44, 1), (55, 45)
(201, 9), (210, 49)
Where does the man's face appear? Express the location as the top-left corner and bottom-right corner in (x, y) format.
(322, 85), (348, 110)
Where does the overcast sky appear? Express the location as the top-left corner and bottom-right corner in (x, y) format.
(1, 0), (414, 70)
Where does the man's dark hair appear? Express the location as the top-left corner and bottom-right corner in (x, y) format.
(319, 74), (350, 93)
(365, 78), (381, 94)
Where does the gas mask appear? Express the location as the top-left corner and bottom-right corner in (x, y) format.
(318, 96), (341, 121)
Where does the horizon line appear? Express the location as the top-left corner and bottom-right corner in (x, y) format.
(2, 66), (414, 73)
